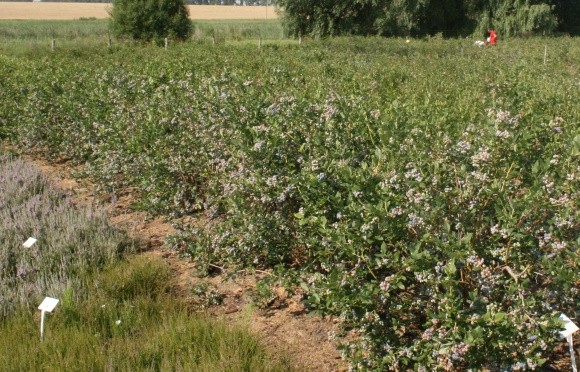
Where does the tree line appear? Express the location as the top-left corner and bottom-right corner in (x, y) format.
(11, 0), (277, 4)
(14, 0), (577, 38)
(276, 0), (579, 37)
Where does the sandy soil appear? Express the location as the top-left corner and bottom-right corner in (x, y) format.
(0, 3), (278, 20)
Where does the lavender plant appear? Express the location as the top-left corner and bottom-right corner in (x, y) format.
(0, 156), (132, 317)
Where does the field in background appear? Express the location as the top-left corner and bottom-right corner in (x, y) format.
(0, 3), (277, 20)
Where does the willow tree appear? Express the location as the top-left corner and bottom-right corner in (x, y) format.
(276, 0), (380, 37)
(475, 0), (557, 36)
(276, 0), (559, 38)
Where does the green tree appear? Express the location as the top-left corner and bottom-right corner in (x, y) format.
(277, 0), (559, 38)
(277, 0), (380, 37)
(474, 0), (557, 37)
(277, 0), (476, 38)
(109, 0), (192, 43)
(374, 0), (430, 36)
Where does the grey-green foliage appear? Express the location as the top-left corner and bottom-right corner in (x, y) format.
(276, 0), (477, 37)
(374, 0), (431, 36)
(0, 156), (131, 318)
(109, 0), (192, 43)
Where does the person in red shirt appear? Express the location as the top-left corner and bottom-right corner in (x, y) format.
(486, 28), (497, 45)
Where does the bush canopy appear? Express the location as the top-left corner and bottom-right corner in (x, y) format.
(109, 0), (192, 43)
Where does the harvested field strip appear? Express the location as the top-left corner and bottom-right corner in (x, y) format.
(0, 3), (277, 20)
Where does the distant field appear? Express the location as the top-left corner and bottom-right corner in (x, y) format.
(0, 3), (278, 20)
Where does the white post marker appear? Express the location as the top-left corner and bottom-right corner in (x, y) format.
(38, 297), (59, 340)
(23, 237), (37, 248)
(559, 313), (579, 372)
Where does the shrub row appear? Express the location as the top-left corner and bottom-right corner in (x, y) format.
(1, 37), (578, 369)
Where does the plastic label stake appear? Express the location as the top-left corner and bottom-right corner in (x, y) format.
(23, 237), (37, 248)
(38, 297), (59, 340)
(559, 314), (579, 372)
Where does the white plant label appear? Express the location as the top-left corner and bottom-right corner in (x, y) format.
(38, 297), (59, 340)
(559, 314), (579, 372)
(559, 313), (579, 339)
(23, 237), (37, 248)
(38, 297), (59, 313)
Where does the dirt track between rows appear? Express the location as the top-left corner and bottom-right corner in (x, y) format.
(0, 3), (277, 20)
(22, 153), (345, 372)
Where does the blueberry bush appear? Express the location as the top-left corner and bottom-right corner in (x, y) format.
(1, 37), (578, 369)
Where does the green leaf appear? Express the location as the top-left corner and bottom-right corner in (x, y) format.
(461, 233), (473, 245)
(494, 312), (506, 322)
(444, 259), (456, 276)
(380, 242), (387, 252)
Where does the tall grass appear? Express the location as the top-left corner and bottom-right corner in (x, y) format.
(0, 19), (110, 41)
(0, 19), (111, 56)
(0, 18), (284, 56)
(192, 19), (284, 41)
(0, 256), (290, 371)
